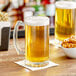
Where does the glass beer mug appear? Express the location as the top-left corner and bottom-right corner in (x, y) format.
(55, 1), (76, 41)
(50, 1), (76, 47)
(13, 16), (49, 67)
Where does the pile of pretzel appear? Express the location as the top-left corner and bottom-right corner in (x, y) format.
(0, 12), (8, 21)
(61, 36), (76, 48)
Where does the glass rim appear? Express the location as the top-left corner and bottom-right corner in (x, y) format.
(55, 1), (76, 9)
(24, 16), (49, 26)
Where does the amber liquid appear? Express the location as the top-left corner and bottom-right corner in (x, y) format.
(25, 25), (49, 62)
(55, 8), (75, 41)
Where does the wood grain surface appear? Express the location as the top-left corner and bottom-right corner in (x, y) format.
(0, 36), (76, 76)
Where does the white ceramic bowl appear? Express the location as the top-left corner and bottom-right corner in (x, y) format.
(62, 46), (76, 58)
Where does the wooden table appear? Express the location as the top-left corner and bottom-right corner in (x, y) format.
(0, 36), (76, 76)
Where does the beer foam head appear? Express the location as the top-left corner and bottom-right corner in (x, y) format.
(56, 1), (76, 9)
(24, 16), (49, 26)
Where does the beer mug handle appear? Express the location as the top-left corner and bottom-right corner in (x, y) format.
(13, 21), (25, 55)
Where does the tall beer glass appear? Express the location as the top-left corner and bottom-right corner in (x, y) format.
(13, 16), (49, 67)
(55, 1), (76, 41)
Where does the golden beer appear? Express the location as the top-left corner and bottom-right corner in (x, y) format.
(25, 25), (49, 62)
(25, 16), (49, 63)
(55, 1), (76, 41)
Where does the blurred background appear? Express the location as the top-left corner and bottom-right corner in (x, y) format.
(0, 0), (75, 36)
